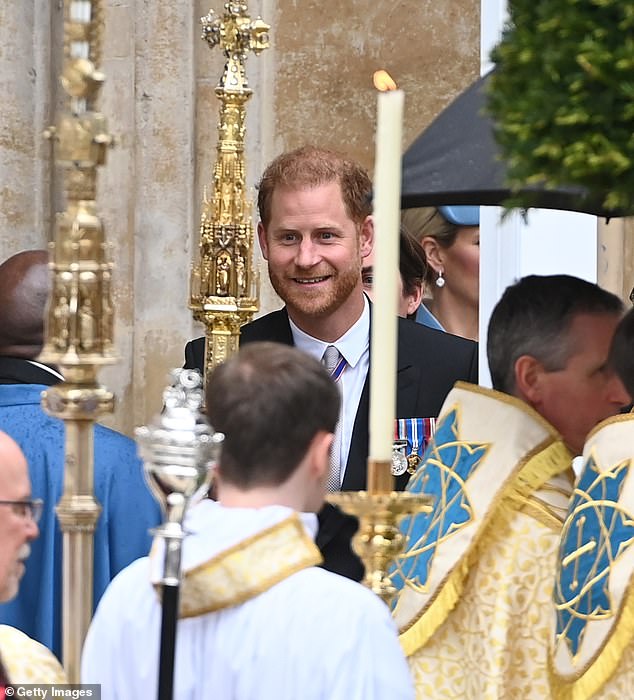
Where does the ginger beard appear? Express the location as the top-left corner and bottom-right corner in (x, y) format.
(267, 243), (364, 320)
(259, 181), (372, 331)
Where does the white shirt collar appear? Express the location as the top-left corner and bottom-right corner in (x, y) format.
(26, 359), (64, 382)
(288, 296), (370, 369)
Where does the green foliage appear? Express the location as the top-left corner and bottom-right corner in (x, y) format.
(488, 0), (634, 213)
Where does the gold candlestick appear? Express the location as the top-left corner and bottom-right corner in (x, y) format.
(328, 485), (431, 606)
(190, 3), (270, 376)
(39, 0), (116, 682)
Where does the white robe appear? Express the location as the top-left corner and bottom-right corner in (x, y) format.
(81, 500), (414, 700)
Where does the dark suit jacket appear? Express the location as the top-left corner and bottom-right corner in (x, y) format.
(185, 308), (478, 579)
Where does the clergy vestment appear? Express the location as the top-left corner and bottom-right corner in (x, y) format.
(82, 500), (415, 700)
(0, 625), (66, 683)
(0, 366), (162, 657)
(391, 382), (573, 699)
(549, 414), (634, 700)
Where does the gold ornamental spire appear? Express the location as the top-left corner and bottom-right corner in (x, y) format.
(190, 2), (270, 376)
(39, 0), (116, 681)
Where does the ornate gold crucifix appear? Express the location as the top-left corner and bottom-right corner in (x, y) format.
(190, 3), (270, 376)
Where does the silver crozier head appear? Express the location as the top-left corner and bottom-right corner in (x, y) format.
(135, 368), (224, 526)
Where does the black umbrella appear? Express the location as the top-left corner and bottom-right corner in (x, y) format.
(400, 71), (617, 218)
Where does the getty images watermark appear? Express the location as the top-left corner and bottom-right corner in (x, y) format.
(2, 686), (100, 699)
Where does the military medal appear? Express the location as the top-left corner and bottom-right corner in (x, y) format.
(393, 418), (437, 475)
(407, 453), (420, 474)
(407, 419), (421, 474)
(391, 439), (409, 476)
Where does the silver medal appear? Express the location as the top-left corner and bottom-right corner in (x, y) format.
(391, 439), (408, 476)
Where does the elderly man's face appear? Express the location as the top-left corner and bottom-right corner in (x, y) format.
(0, 432), (38, 602)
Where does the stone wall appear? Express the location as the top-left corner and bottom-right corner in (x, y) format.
(0, 0), (480, 435)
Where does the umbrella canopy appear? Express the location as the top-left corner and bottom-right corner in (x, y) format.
(400, 71), (617, 217)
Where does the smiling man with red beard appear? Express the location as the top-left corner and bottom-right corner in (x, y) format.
(185, 145), (479, 579)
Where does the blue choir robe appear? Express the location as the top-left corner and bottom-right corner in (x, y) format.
(0, 383), (161, 658)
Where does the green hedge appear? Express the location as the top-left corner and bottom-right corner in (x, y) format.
(488, 0), (634, 213)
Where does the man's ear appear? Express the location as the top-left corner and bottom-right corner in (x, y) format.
(257, 222), (269, 260)
(421, 236), (443, 273)
(302, 431), (333, 484)
(309, 431), (333, 484)
(359, 216), (374, 259)
(514, 355), (545, 405)
(405, 283), (424, 317)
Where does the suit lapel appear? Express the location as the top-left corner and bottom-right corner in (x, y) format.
(395, 357), (421, 418)
(341, 315), (421, 491)
(270, 309), (294, 345)
(239, 307), (294, 346)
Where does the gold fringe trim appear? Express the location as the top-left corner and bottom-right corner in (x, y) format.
(515, 496), (565, 532)
(399, 552), (470, 656)
(549, 548), (634, 698)
(512, 440), (573, 501)
(500, 442), (573, 527)
(399, 438), (572, 657)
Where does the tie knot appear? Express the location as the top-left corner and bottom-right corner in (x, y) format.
(322, 345), (340, 373)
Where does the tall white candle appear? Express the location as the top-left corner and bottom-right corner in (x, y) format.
(368, 75), (404, 466)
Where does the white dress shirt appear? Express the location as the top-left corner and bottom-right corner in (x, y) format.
(289, 297), (370, 486)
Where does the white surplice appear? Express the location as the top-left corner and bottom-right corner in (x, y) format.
(82, 500), (414, 700)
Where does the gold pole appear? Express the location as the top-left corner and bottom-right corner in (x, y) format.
(190, 3), (270, 376)
(39, 0), (116, 681)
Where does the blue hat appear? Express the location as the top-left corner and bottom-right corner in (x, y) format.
(438, 205), (480, 227)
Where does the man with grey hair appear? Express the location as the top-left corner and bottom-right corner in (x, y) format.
(393, 274), (629, 699)
(487, 273), (628, 456)
(548, 302), (634, 698)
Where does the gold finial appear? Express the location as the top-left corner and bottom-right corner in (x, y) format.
(190, 3), (269, 376)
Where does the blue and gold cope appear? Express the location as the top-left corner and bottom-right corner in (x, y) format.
(555, 455), (634, 658)
(390, 408), (489, 595)
(390, 383), (574, 699)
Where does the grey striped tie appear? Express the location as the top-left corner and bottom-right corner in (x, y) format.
(322, 345), (342, 491)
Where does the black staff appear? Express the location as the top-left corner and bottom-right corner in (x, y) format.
(156, 533), (184, 700)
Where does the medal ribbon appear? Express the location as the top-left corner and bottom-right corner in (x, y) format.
(393, 418), (437, 454)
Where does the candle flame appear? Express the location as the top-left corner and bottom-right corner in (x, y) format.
(373, 70), (397, 92)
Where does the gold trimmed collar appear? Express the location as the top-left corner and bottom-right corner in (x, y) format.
(155, 513), (322, 618)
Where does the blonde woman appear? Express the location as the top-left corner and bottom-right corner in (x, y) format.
(401, 205), (480, 341)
